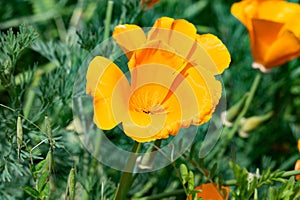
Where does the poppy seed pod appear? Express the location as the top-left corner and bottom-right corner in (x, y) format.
(221, 93), (249, 126)
(239, 111), (273, 138)
(17, 116), (23, 158)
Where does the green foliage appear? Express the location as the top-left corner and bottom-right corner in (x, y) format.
(229, 161), (300, 199)
(0, 25), (38, 88)
(0, 0), (300, 199)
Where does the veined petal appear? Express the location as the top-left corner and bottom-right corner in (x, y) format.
(128, 40), (183, 69)
(113, 24), (147, 59)
(173, 65), (222, 127)
(147, 17), (227, 75)
(148, 17), (197, 41)
(86, 56), (130, 130)
(147, 17), (198, 61)
(251, 19), (284, 65)
(265, 30), (300, 67)
(196, 34), (231, 74)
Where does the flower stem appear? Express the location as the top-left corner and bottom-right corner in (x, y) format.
(114, 141), (141, 200)
(216, 72), (262, 158)
(136, 189), (185, 200)
(226, 71), (262, 140)
(104, 0), (114, 41)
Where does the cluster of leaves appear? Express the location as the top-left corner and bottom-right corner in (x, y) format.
(230, 161), (300, 199)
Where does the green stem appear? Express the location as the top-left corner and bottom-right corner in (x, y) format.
(226, 72), (262, 140)
(137, 189), (185, 200)
(114, 141), (141, 200)
(216, 72), (262, 158)
(282, 170), (300, 177)
(104, 1), (114, 41)
(223, 169), (300, 186)
(23, 63), (56, 118)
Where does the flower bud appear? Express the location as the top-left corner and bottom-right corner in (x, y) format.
(239, 111), (273, 138)
(221, 93), (248, 126)
(45, 116), (53, 147)
(66, 168), (75, 200)
(47, 148), (53, 174)
(17, 117), (23, 160)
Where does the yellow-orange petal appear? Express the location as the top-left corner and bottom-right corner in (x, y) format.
(86, 56), (130, 130)
(148, 17), (230, 75)
(250, 18), (284, 66)
(298, 139), (300, 152)
(128, 39), (185, 72)
(112, 24), (147, 59)
(196, 34), (231, 74)
(148, 17), (197, 41)
(257, 1), (300, 24)
(295, 160), (300, 180)
(147, 17), (200, 62)
(264, 30), (300, 67)
(187, 183), (230, 200)
(175, 66), (222, 127)
(231, 0), (258, 30)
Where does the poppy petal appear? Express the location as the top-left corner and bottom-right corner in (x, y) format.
(196, 34), (231, 74)
(190, 183), (230, 200)
(265, 30), (300, 67)
(173, 66), (222, 127)
(87, 56), (130, 130)
(231, 0), (258, 30)
(128, 40), (185, 71)
(113, 24), (147, 59)
(251, 19), (284, 65)
(148, 17), (199, 61)
(257, 1), (300, 23)
(148, 17), (229, 75)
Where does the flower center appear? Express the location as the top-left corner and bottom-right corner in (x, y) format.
(129, 83), (169, 115)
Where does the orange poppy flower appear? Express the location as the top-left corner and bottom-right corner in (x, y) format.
(295, 160), (300, 180)
(231, 0), (300, 72)
(142, 0), (161, 9)
(187, 183), (230, 200)
(86, 17), (230, 142)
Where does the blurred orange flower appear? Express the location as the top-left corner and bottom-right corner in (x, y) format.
(187, 183), (230, 200)
(231, 0), (300, 72)
(86, 17), (230, 142)
(142, 0), (161, 9)
(295, 160), (300, 180)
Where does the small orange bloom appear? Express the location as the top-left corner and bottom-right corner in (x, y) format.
(295, 160), (300, 180)
(86, 17), (230, 142)
(187, 183), (230, 200)
(142, 0), (161, 9)
(231, 0), (300, 71)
